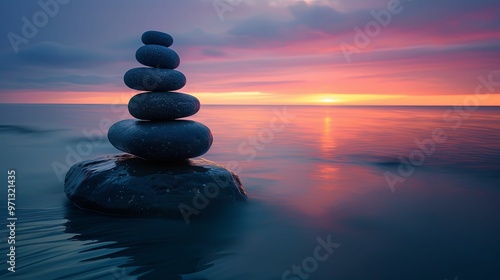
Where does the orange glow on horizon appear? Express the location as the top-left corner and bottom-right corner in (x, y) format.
(1, 91), (499, 106)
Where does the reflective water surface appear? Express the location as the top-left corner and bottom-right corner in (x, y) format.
(0, 104), (499, 279)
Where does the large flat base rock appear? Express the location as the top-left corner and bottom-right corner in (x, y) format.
(64, 154), (246, 218)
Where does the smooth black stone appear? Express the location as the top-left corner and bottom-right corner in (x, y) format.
(136, 45), (180, 69)
(108, 119), (213, 161)
(128, 92), (200, 120)
(142, 31), (173, 47)
(64, 154), (247, 217)
(124, 67), (186, 92)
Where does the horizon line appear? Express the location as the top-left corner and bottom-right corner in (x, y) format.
(1, 103), (499, 107)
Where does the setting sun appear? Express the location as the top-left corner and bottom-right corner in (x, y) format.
(319, 97), (338, 103)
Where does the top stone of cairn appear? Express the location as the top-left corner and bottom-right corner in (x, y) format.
(142, 31), (174, 47)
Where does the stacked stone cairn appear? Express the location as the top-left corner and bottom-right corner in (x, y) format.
(64, 31), (246, 218)
(109, 30), (212, 161)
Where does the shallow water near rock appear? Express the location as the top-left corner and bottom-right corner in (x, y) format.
(0, 104), (499, 279)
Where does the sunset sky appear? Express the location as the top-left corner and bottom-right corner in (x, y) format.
(1, 0), (499, 105)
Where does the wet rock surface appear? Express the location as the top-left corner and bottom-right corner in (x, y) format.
(64, 154), (247, 217)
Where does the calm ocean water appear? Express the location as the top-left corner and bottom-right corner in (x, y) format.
(0, 104), (499, 280)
